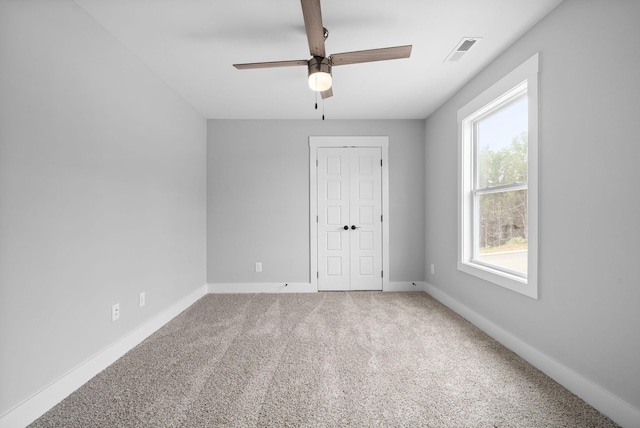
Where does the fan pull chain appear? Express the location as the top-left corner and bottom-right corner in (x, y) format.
(315, 88), (318, 110)
(322, 97), (325, 120)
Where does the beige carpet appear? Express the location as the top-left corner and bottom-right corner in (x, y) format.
(31, 292), (617, 427)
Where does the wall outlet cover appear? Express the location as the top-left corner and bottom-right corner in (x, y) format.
(111, 303), (120, 321)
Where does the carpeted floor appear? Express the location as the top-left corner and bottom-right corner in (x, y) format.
(31, 292), (618, 427)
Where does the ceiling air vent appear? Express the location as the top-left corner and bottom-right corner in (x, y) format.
(444, 37), (481, 62)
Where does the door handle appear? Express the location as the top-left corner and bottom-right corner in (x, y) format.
(351, 225), (361, 230)
(344, 225), (349, 230)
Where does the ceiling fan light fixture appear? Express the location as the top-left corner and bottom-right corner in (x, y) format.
(308, 57), (332, 92)
(309, 71), (332, 92)
(233, 0), (413, 102)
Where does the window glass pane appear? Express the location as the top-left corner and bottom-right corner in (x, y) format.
(476, 189), (527, 275)
(476, 97), (528, 188)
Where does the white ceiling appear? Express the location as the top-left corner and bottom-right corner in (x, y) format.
(74, 0), (563, 120)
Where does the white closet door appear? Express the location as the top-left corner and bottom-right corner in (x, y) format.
(349, 148), (382, 290)
(317, 147), (382, 291)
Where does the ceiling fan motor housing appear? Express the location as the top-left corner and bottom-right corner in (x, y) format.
(308, 56), (332, 91)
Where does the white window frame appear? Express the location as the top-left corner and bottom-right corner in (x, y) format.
(457, 53), (539, 299)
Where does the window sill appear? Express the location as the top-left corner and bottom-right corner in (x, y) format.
(457, 260), (537, 299)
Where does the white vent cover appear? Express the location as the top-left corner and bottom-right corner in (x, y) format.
(444, 37), (481, 62)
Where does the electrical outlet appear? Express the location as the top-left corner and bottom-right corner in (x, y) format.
(255, 262), (262, 273)
(111, 303), (120, 321)
(431, 264), (435, 275)
(139, 292), (145, 308)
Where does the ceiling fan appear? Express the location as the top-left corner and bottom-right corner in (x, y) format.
(233, 0), (412, 100)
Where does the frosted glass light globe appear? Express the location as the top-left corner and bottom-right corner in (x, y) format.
(308, 71), (332, 92)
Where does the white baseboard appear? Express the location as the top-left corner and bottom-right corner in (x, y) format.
(208, 282), (427, 294)
(208, 282), (317, 294)
(385, 281), (426, 292)
(423, 283), (640, 428)
(0, 285), (208, 428)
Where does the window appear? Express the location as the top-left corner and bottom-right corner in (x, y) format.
(458, 53), (539, 298)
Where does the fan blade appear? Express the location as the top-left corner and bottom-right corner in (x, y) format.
(233, 60), (308, 70)
(331, 45), (412, 66)
(321, 87), (333, 99)
(301, 0), (325, 58)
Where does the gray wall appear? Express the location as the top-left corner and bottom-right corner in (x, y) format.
(208, 120), (425, 284)
(424, 0), (640, 411)
(0, 0), (207, 415)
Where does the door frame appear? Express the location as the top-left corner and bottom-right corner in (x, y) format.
(309, 136), (389, 291)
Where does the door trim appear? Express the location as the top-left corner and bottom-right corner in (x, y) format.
(309, 136), (389, 291)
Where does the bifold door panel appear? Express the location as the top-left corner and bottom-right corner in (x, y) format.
(317, 147), (382, 291)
